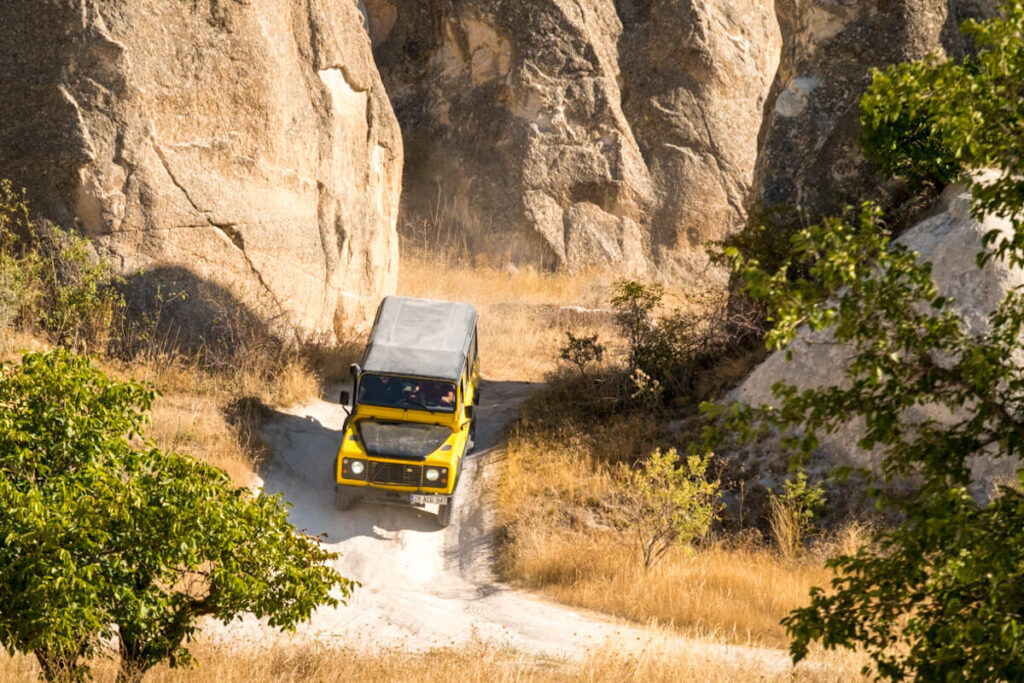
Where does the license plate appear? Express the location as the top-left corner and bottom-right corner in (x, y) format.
(410, 494), (446, 505)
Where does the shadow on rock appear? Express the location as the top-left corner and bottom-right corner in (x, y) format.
(113, 265), (285, 367)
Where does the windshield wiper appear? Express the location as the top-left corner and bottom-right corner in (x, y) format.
(398, 397), (430, 411)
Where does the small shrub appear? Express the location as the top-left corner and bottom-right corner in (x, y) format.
(0, 179), (124, 351)
(609, 279), (759, 403)
(609, 280), (663, 365)
(558, 331), (604, 383)
(0, 250), (42, 331)
(36, 224), (124, 351)
(628, 367), (663, 412)
(613, 448), (719, 569)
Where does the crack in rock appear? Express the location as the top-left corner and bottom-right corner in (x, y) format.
(151, 138), (297, 339)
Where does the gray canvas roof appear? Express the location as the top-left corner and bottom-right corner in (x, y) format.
(362, 296), (478, 381)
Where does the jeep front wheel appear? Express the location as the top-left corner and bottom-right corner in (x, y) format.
(334, 487), (355, 511)
(437, 501), (452, 528)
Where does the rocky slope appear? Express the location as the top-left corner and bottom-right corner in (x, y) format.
(756, 0), (999, 217)
(733, 183), (1021, 492)
(0, 0), (402, 338)
(0, 0), (1001, 333)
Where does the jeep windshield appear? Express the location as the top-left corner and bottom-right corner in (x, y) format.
(357, 374), (457, 413)
(357, 421), (452, 459)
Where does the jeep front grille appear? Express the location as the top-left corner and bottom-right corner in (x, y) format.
(368, 461), (421, 487)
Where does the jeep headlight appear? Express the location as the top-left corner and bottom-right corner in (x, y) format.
(342, 458), (367, 480)
(425, 467), (440, 482)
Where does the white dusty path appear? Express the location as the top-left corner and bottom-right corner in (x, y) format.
(215, 380), (795, 670)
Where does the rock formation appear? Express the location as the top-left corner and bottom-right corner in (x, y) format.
(369, 0), (1002, 277)
(368, 0), (779, 277)
(733, 184), (1022, 490)
(0, 0), (402, 338)
(756, 0), (998, 217)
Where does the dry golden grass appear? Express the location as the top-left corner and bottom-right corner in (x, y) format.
(397, 253), (732, 383)
(497, 404), (857, 651)
(398, 255), (621, 381)
(0, 639), (867, 682)
(503, 530), (835, 649)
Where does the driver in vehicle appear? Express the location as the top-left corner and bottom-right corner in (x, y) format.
(359, 374), (403, 406)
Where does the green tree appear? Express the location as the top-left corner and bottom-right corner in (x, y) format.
(862, 0), (1024, 266)
(710, 193), (1024, 677)
(716, 7), (1024, 659)
(0, 350), (350, 682)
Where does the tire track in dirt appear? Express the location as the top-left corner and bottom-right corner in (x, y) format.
(213, 379), (795, 671)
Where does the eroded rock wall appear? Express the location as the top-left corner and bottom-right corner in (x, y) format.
(0, 0), (402, 338)
(370, 0), (779, 277)
(756, 0), (998, 216)
(370, 0), (1001, 278)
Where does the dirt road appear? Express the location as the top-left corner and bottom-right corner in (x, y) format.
(221, 380), (792, 667)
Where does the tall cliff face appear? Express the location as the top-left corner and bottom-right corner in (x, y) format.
(371, 0), (998, 277)
(0, 0), (402, 338)
(369, 0), (779, 278)
(756, 0), (998, 217)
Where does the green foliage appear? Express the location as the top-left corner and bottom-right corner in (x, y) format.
(862, 0), (1024, 262)
(609, 279), (736, 401)
(767, 471), (827, 558)
(0, 179), (124, 350)
(860, 58), (962, 189)
(558, 332), (605, 382)
(708, 189), (1024, 676)
(787, 481), (1024, 680)
(0, 350), (350, 682)
(613, 448), (719, 569)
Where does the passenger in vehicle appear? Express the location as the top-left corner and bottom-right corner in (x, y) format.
(418, 380), (456, 410)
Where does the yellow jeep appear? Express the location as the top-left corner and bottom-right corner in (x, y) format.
(334, 296), (480, 528)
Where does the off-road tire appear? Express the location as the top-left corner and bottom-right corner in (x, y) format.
(437, 501), (453, 528)
(334, 487), (355, 511)
(467, 420), (477, 453)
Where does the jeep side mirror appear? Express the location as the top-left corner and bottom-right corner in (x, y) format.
(465, 405), (474, 420)
(349, 363), (361, 379)
(340, 390), (350, 405)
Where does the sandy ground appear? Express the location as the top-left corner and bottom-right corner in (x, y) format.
(213, 380), (793, 669)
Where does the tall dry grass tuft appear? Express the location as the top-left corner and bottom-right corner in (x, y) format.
(768, 495), (802, 561)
